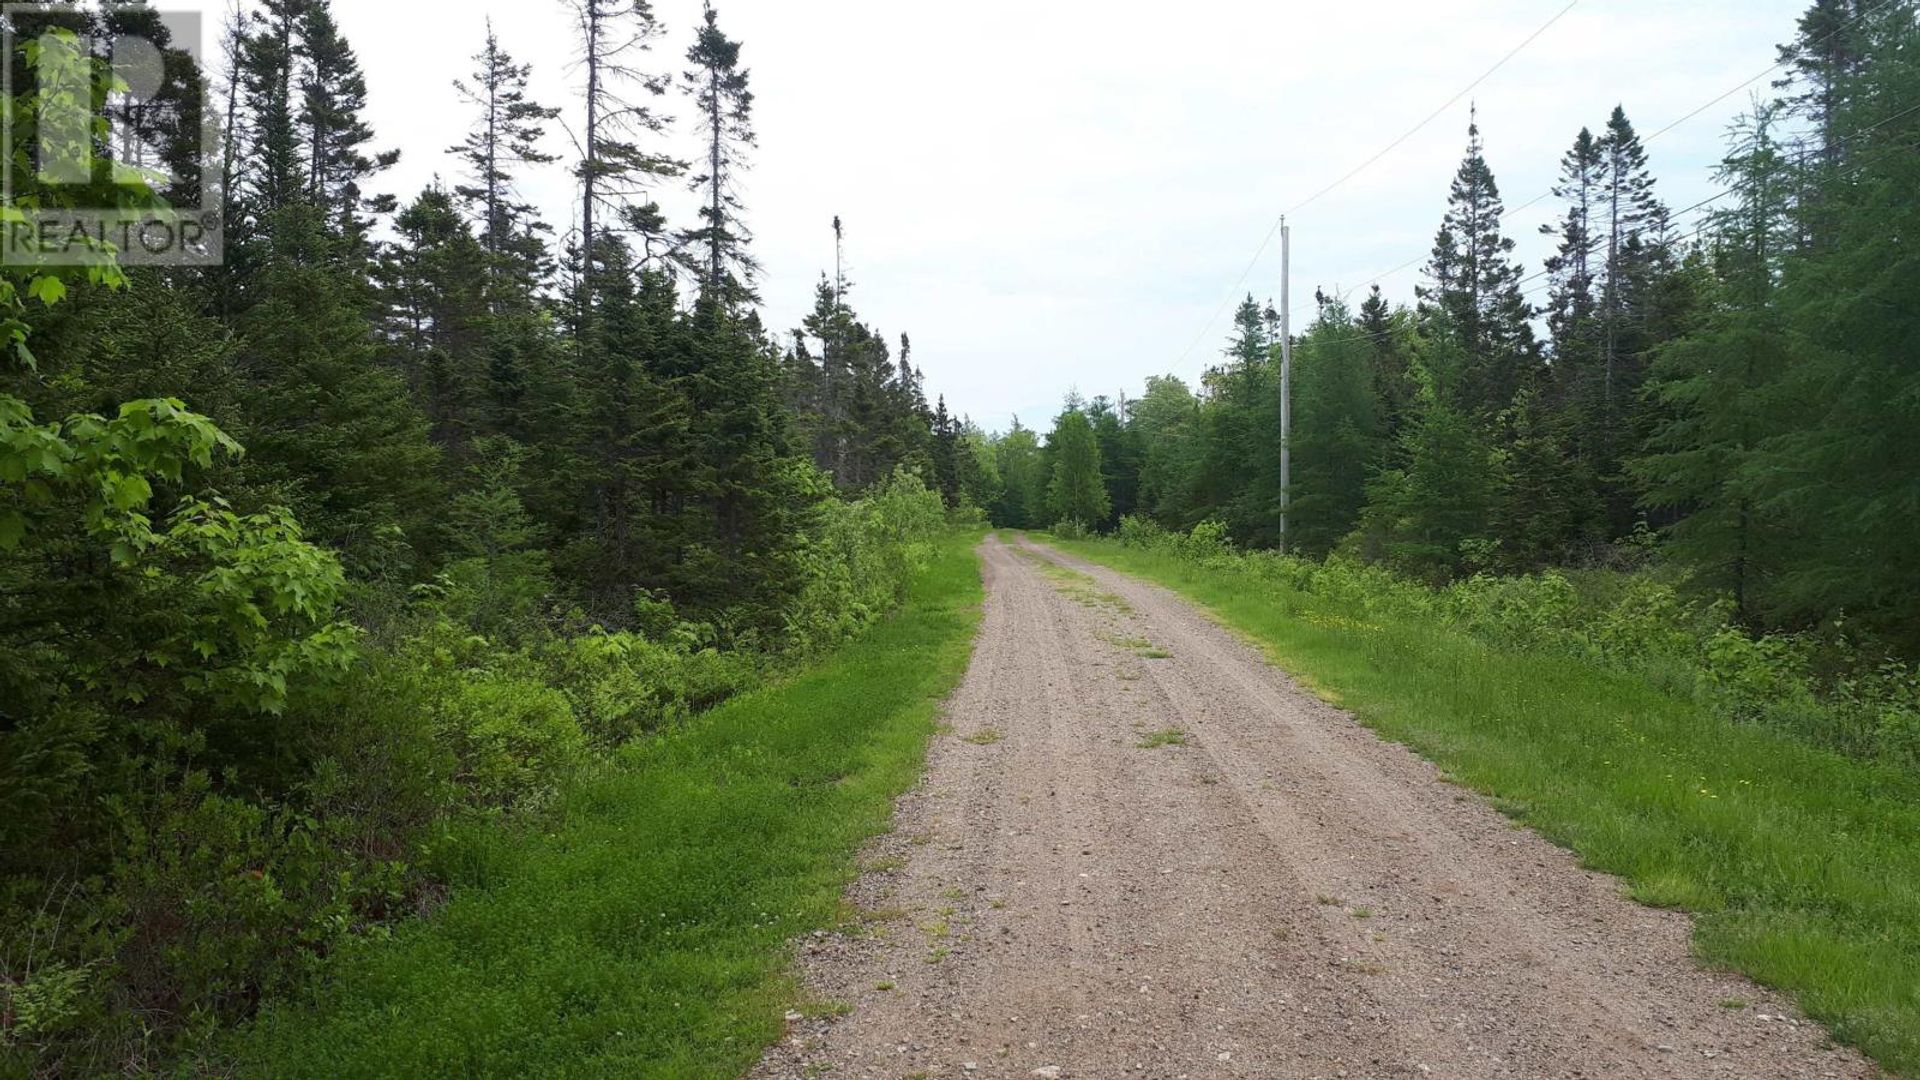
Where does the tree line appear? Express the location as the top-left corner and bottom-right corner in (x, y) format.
(979, 0), (1920, 657)
(0, 0), (967, 1070)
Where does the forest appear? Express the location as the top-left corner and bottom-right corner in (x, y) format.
(969, 1), (1920, 762)
(2, 0), (1918, 1075)
(0, 1), (969, 1073)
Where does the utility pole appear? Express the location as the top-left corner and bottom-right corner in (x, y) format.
(1279, 217), (1292, 556)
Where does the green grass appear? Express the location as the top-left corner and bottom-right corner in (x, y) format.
(1138, 728), (1188, 749)
(1049, 535), (1920, 1076)
(229, 533), (985, 1079)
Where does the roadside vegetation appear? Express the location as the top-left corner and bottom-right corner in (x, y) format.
(228, 532), (983, 1078)
(0, 4), (982, 1073)
(1051, 519), (1920, 1074)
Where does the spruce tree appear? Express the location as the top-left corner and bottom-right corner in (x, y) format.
(297, 0), (397, 244)
(1417, 115), (1540, 417)
(1542, 125), (1603, 408)
(450, 25), (560, 281)
(1289, 298), (1379, 555)
(237, 0), (306, 223)
(564, 0), (681, 312)
(678, 2), (758, 304)
(1357, 286), (1418, 464)
(379, 188), (491, 455)
(991, 420), (1045, 528)
(1129, 375), (1203, 525)
(1634, 107), (1797, 622)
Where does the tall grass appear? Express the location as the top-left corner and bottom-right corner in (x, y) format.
(1050, 526), (1920, 1076)
(227, 532), (984, 1078)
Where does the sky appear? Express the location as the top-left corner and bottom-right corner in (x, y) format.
(316, 0), (1805, 432)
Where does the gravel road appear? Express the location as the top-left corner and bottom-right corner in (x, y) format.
(751, 535), (1871, 1080)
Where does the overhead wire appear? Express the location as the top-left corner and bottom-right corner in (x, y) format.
(1170, 0), (1582, 368)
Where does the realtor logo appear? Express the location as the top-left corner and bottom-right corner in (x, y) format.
(2, 4), (222, 266)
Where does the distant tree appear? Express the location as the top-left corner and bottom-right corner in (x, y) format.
(297, 0), (398, 245)
(1289, 297), (1379, 555)
(1417, 116), (1540, 417)
(678, 2), (758, 304)
(1045, 399), (1110, 528)
(450, 25), (560, 284)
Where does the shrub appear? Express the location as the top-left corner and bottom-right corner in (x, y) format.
(1103, 519), (1920, 767)
(432, 673), (586, 811)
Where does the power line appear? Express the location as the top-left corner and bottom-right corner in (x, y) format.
(1324, 0), (1903, 306)
(1171, 0), (1581, 369)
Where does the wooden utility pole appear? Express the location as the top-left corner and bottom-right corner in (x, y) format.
(1279, 217), (1293, 555)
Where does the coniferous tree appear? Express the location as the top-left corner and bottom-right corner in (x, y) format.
(1542, 125), (1604, 409)
(1289, 297), (1379, 555)
(678, 2), (758, 303)
(1191, 296), (1272, 534)
(237, 0), (305, 225)
(297, 0), (398, 245)
(1087, 394), (1141, 524)
(565, 0), (680, 313)
(1417, 116), (1540, 418)
(1635, 107), (1797, 621)
(379, 188), (491, 456)
(1357, 286), (1419, 464)
(450, 25), (561, 282)
(1748, 38), (1920, 649)
(990, 419), (1045, 528)
(1129, 375), (1203, 525)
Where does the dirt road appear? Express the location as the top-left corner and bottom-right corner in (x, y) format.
(752, 535), (1869, 1080)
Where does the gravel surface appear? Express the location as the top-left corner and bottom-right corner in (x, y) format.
(750, 535), (1872, 1080)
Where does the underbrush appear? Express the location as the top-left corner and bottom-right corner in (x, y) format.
(228, 530), (984, 1077)
(1110, 515), (1920, 768)
(0, 474), (952, 1076)
(1056, 518), (1920, 1074)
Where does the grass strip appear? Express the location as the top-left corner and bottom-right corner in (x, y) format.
(1048, 535), (1920, 1076)
(231, 532), (984, 1078)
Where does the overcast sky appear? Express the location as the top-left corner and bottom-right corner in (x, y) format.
(322, 0), (1803, 431)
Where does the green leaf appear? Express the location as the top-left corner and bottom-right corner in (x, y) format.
(26, 275), (68, 307)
